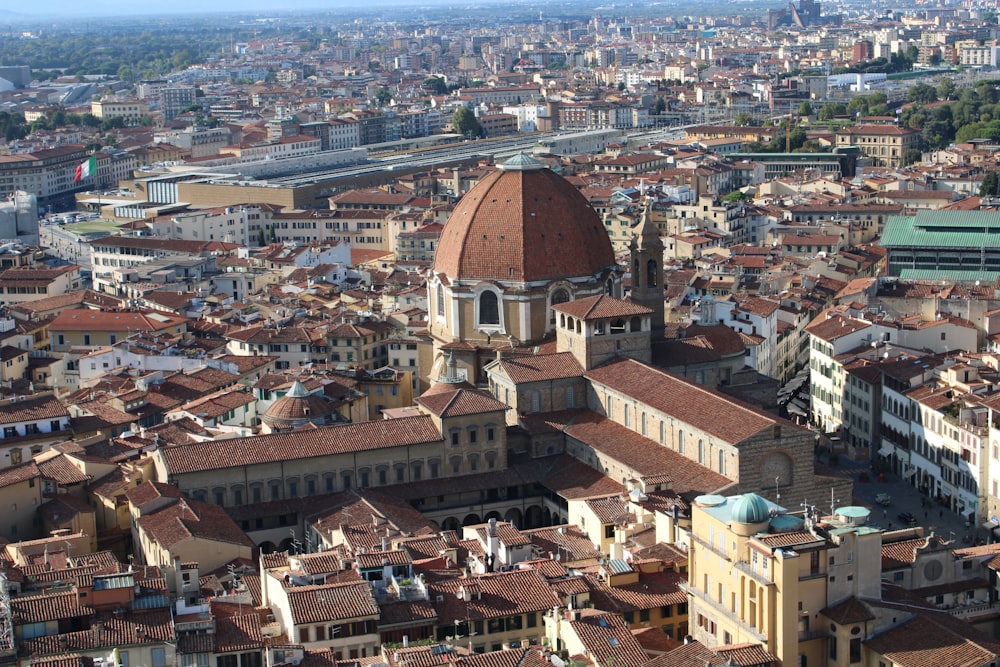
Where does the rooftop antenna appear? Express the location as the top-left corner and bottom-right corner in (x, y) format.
(829, 488), (840, 517)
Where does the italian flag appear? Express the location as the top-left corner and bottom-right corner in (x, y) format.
(73, 155), (96, 183)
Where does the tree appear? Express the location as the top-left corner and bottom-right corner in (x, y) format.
(373, 87), (392, 107)
(798, 102), (814, 117)
(906, 83), (937, 105)
(937, 78), (957, 101)
(653, 98), (666, 115)
(818, 102), (847, 120)
(422, 76), (448, 95)
(981, 171), (1000, 197)
(453, 107), (481, 139)
(900, 148), (922, 166)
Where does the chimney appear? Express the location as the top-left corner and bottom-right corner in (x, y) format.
(487, 517), (499, 566)
(381, 536), (388, 551)
(172, 556), (183, 595)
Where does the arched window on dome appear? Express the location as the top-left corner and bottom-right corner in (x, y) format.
(436, 284), (445, 317)
(605, 278), (615, 296)
(550, 288), (570, 325)
(478, 290), (500, 327)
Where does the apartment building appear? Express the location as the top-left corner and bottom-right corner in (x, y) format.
(89, 236), (218, 276)
(0, 145), (90, 208)
(91, 97), (149, 123)
(833, 124), (919, 168)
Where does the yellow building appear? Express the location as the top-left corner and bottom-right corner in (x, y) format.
(48, 309), (189, 353)
(833, 125), (919, 168)
(686, 494), (882, 667)
(126, 480), (255, 575)
(91, 97), (149, 123)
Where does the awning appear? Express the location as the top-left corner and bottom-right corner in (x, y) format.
(878, 444), (893, 457)
(903, 469), (916, 479)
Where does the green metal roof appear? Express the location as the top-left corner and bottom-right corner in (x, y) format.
(882, 211), (1000, 249)
(897, 268), (1000, 283)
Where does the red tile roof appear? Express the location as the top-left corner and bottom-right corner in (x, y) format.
(434, 165), (616, 283)
(553, 294), (652, 320)
(568, 611), (648, 667)
(585, 358), (796, 445)
(864, 611), (999, 667)
(0, 394), (68, 425)
(160, 416), (442, 474)
(415, 386), (509, 418)
(495, 352), (583, 384)
(49, 309), (188, 333)
(284, 580), (379, 624)
(427, 569), (559, 625)
(563, 411), (732, 495)
(130, 482), (253, 550)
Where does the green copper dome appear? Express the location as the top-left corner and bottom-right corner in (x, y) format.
(730, 493), (770, 524)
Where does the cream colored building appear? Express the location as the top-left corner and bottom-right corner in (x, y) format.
(91, 97), (149, 122)
(686, 494), (882, 667)
(127, 481), (255, 574)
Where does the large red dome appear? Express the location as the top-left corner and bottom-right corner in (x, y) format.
(433, 156), (616, 283)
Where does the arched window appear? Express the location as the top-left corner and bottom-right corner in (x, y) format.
(647, 259), (658, 287)
(436, 285), (445, 316)
(550, 288), (570, 324)
(478, 291), (500, 326)
(606, 278), (615, 296)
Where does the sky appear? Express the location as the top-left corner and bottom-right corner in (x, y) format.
(7, 0), (466, 18)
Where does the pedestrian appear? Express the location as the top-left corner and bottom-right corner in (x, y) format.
(883, 509), (887, 519)
(925, 511), (928, 519)
(939, 510), (943, 519)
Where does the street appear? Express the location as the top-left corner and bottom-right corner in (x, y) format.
(39, 223), (92, 270)
(835, 455), (987, 545)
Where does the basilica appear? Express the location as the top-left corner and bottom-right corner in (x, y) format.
(157, 154), (848, 549)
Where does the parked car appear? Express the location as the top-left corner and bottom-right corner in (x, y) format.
(876, 493), (891, 507)
(897, 512), (917, 526)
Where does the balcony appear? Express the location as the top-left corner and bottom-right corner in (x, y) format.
(947, 601), (995, 620)
(733, 560), (774, 587)
(679, 581), (767, 643)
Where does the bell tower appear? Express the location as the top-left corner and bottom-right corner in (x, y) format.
(629, 198), (665, 339)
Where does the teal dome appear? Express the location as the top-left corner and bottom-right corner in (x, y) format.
(730, 493), (770, 524)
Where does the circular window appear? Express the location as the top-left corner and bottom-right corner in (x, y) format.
(830, 624), (837, 633)
(851, 626), (861, 635)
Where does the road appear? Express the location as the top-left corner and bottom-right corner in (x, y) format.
(833, 454), (988, 545)
(39, 223), (92, 270)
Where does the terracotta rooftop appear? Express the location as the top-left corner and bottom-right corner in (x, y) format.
(159, 415), (442, 474)
(585, 358), (797, 445)
(553, 294), (652, 320)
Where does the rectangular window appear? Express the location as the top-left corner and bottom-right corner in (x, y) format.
(151, 648), (166, 667)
